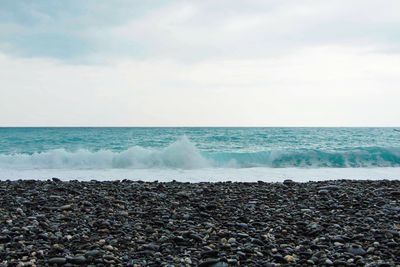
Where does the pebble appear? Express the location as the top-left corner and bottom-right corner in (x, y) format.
(198, 258), (220, 267)
(284, 255), (295, 263)
(227, 237), (236, 243)
(0, 179), (399, 266)
(60, 204), (72, 210)
(85, 250), (103, 258)
(348, 244), (366, 256)
(318, 189), (329, 195)
(68, 255), (87, 264)
(283, 179), (295, 185)
(48, 257), (67, 264)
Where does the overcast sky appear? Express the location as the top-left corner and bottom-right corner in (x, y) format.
(0, 0), (399, 126)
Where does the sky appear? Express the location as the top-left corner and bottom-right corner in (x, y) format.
(0, 0), (399, 126)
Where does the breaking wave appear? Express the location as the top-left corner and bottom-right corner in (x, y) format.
(1, 136), (400, 170)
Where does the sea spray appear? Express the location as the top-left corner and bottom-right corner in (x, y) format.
(0, 136), (211, 169)
(1, 127), (400, 170)
(1, 138), (400, 169)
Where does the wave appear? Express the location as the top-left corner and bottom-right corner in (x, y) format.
(0, 136), (400, 170)
(0, 136), (210, 170)
(209, 147), (400, 168)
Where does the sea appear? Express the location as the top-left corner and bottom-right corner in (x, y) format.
(0, 127), (399, 182)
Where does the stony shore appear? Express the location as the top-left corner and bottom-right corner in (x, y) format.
(0, 179), (399, 266)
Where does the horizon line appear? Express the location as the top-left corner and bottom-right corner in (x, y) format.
(1, 126), (400, 128)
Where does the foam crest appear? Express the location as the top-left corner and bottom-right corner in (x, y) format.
(0, 136), (400, 170)
(0, 136), (211, 170)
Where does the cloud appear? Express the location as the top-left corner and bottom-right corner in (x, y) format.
(0, 0), (168, 61)
(0, 44), (399, 126)
(1, 1), (400, 126)
(1, 0), (400, 62)
(89, 0), (400, 62)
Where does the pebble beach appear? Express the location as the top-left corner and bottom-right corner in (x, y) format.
(1, 179), (399, 266)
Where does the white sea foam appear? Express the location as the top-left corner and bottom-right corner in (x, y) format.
(1, 136), (400, 170)
(0, 167), (399, 182)
(0, 136), (211, 170)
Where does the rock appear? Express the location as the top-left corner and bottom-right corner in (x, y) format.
(318, 189), (329, 195)
(104, 245), (114, 251)
(367, 247), (375, 253)
(189, 232), (203, 241)
(237, 251), (246, 258)
(318, 185), (340, 191)
(333, 260), (347, 266)
(227, 238), (236, 244)
(48, 257), (67, 264)
(1, 179), (399, 266)
(227, 258), (237, 264)
(0, 235), (11, 242)
(68, 255), (87, 264)
(284, 255), (295, 263)
(348, 244), (366, 256)
(283, 179), (295, 185)
(236, 222), (248, 228)
(141, 243), (160, 251)
(307, 259), (315, 265)
(236, 232), (249, 238)
(198, 258), (220, 267)
(390, 191), (400, 196)
(210, 262), (228, 267)
(183, 257), (192, 265)
(201, 250), (219, 259)
(85, 250), (103, 258)
(176, 191), (191, 198)
(251, 238), (264, 246)
(60, 204), (72, 210)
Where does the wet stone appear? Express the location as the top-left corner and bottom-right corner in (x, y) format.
(67, 255), (87, 264)
(85, 250), (103, 258)
(348, 244), (366, 256)
(0, 179), (399, 266)
(48, 257), (67, 264)
(198, 258), (220, 267)
(283, 179), (295, 185)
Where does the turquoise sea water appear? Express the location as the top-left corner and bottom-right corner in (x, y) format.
(0, 127), (400, 171)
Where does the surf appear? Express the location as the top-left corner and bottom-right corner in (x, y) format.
(1, 136), (400, 170)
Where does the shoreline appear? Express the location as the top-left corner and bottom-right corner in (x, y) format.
(1, 167), (400, 182)
(1, 179), (399, 266)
